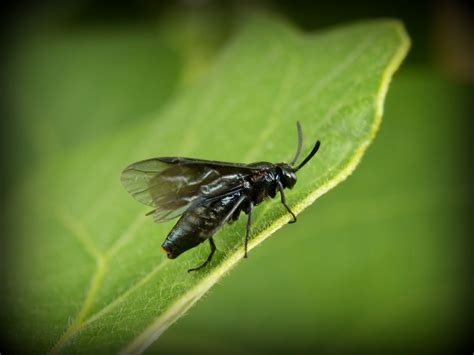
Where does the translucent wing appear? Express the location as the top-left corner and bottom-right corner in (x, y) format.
(121, 157), (264, 223)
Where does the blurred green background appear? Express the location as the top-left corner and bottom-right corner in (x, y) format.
(1, 1), (472, 353)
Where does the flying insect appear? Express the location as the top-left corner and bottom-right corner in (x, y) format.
(121, 122), (320, 272)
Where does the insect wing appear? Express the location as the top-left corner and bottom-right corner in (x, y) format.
(121, 157), (260, 223)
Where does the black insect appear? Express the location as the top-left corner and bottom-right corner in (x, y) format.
(121, 122), (320, 272)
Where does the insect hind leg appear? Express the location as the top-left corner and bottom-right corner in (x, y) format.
(188, 237), (217, 273)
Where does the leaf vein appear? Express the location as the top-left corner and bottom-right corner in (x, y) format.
(50, 255), (107, 353)
(56, 209), (102, 260)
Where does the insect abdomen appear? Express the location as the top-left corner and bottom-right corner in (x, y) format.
(162, 192), (244, 258)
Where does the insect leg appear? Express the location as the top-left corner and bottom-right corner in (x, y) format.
(188, 195), (246, 273)
(188, 237), (216, 273)
(244, 202), (254, 258)
(277, 181), (297, 223)
(219, 195), (246, 229)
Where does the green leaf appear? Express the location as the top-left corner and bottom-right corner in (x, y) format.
(4, 15), (409, 353)
(152, 68), (469, 353)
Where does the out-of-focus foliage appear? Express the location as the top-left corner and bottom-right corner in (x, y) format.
(6, 26), (180, 161)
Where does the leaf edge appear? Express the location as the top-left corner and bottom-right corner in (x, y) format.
(120, 19), (411, 355)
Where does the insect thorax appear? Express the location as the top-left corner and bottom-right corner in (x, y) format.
(247, 168), (280, 203)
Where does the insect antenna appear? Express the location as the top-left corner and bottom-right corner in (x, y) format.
(294, 140), (321, 172)
(289, 121), (303, 166)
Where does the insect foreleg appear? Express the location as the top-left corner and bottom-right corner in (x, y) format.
(277, 181), (297, 223)
(244, 201), (254, 258)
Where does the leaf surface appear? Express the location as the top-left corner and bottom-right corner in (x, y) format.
(152, 68), (469, 353)
(4, 15), (409, 353)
